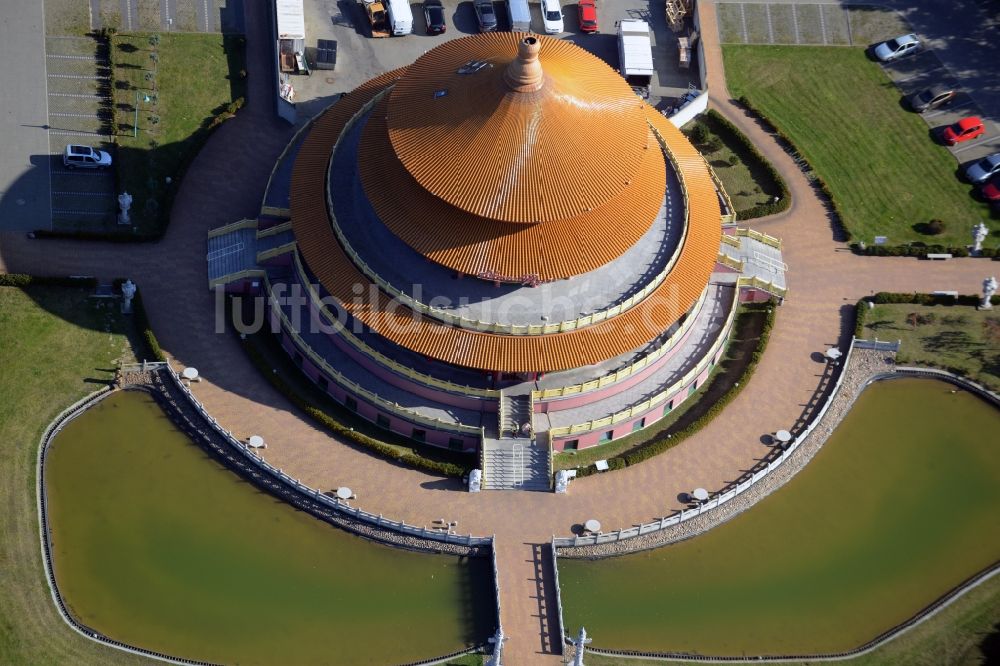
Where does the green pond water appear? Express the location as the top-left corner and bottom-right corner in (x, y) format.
(45, 390), (493, 665)
(558, 378), (1000, 655)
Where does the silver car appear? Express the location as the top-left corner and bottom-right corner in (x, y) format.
(873, 33), (920, 62)
(63, 144), (112, 169)
(964, 153), (1000, 184)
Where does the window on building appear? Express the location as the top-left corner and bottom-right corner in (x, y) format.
(293, 352), (303, 367)
(344, 396), (358, 412)
(564, 439), (579, 450)
(412, 428), (427, 442)
(317, 375), (329, 392)
(448, 437), (464, 451)
(664, 402), (673, 417)
(599, 430), (613, 443)
(688, 382), (697, 397)
(376, 414), (390, 429)
(632, 418), (645, 432)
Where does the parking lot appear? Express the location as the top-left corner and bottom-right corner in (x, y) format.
(878, 48), (1000, 165)
(44, 35), (117, 229)
(291, 0), (700, 119)
(716, 1), (999, 169)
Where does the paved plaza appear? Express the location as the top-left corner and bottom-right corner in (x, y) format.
(2, 0), (999, 663)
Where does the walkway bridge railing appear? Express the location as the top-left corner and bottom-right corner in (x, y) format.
(159, 360), (491, 548)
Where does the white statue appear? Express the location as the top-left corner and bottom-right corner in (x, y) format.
(572, 626), (592, 666)
(117, 191), (133, 225)
(468, 468), (482, 493)
(121, 279), (136, 314)
(972, 223), (988, 254)
(981, 276), (997, 310)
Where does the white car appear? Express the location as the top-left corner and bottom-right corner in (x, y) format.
(873, 33), (920, 62)
(965, 153), (1000, 184)
(541, 0), (563, 34)
(62, 144), (112, 169)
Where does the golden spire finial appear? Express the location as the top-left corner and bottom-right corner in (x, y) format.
(504, 37), (543, 92)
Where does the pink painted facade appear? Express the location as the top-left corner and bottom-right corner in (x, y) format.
(280, 333), (482, 452)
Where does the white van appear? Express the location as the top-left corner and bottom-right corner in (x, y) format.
(385, 0), (413, 35)
(507, 0), (531, 32)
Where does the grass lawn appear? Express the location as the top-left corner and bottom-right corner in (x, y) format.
(578, 573), (999, 665)
(723, 45), (994, 248)
(861, 302), (1000, 391)
(0, 285), (150, 665)
(683, 114), (785, 218)
(108, 32), (246, 235)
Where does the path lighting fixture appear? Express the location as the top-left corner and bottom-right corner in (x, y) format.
(133, 92), (151, 138)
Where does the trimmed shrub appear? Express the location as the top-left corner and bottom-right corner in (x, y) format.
(0, 274), (98, 288)
(702, 109), (791, 220)
(131, 288), (166, 362)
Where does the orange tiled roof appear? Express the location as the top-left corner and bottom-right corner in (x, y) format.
(359, 94), (665, 282)
(289, 48), (721, 373)
(386, 34), (650, 224)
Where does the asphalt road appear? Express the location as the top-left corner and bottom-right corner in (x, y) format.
(0, 0), (52, 231)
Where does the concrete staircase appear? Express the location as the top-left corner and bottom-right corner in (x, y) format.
(501, 393), (533, 438)
(482, 438), (550, 491)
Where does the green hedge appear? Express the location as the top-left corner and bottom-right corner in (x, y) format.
(853, 243), (990, 258)
(736, 96), (852, 240)
(0, 274), (98, 288)
(32, 229), (160, 242)
(239, 335), (469, 478)
(855, 292), (1000, 338)
(703, 109), (790, 220)
(131, 287), (167, 362)
(574, 302), (777, 477)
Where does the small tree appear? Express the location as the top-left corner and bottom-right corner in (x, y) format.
(148, 34), (160, 48)
(690, 123), (709, 145)
(926, 219), (945, 235)
(728, 154), (739, 166)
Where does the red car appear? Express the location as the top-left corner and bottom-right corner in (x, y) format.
(941, 116), (985, 145)
(982, 176), (1000, 202)
(578, 0), (598, 32)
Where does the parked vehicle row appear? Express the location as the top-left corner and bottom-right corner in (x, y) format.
(365, 0), (600, 37)
(874, 33), (996, 207)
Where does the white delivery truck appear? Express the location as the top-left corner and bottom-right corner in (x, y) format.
(617, 20), (654, 94)
(507, 0), (531, 32)
(385, 0), (413, 35)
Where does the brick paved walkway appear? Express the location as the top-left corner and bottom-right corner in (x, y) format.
(1, 1), (996, 661)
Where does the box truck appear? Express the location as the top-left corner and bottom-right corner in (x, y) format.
(617, 20), (654, 93)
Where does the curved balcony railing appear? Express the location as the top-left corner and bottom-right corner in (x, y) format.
(292, 252), (500, 399)
(548, 289), (739, 437)
(265, 272), (482, 436)
(531, 288), (708, 401)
